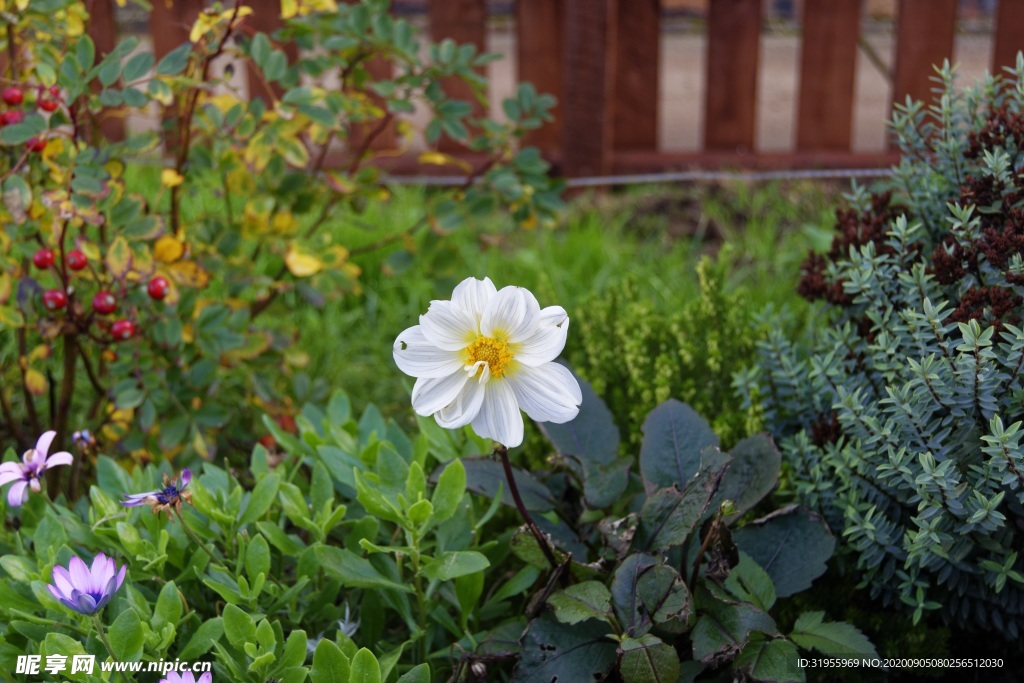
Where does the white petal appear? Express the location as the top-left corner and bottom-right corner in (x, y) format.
(547, 363), (583, 404)
(34, 430), (57, 459)
(436, 375), (487, 429)
(515, 317), (569, 366)
(539, 305), (568, 327)
(393, 325), (465, 378)
(451, 277), (497, 321)
(411, 373), (469, 416)
(470, 380), (525, 448)
(420, 300), (479, 351)
(481, 287), (541, 343)
(7, 480), (28, 507)
(507, 363), (582, 423)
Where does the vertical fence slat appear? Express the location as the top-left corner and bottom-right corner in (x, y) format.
(704, 0), (762, 152)
(342, 0), (396, 151)
(562, 0), (616, 176)
(993, 0), (1024, 75)
(150, 0), (204, 151)
(429, 0), (487, 150)
(892, 0), (956, 111)
(87, 0), (124, 141)
(244, 2), (298, 104)
(613, 0), (659, 151)
(517, 0), (564, 158)
(796, 0), (860, 151)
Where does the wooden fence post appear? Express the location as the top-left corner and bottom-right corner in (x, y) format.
(613, 0), (658, 152)
(517, 0), (564, 160)
(993, 0), (1024, 76)
(704, 0), (762, 153)
(796, 0), (860, 151)
(891, 0), (956, 139)
(429, 0), (487, 151)
(562, 0), (616, 177)
(150, 0), (204, 151)
(87, 0), (125, 141)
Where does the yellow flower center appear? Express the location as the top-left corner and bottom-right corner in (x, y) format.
(465, 336), (512, 379)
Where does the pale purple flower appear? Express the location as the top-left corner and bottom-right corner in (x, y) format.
(120, 469), (192, 514)
(47, 553), (126, 615)
(0, 431), (73, 507)
(160, 672), (212, 683)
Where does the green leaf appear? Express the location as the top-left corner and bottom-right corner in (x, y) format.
(691, 589), (778, 665)
(245, 534), (271, 583)
(315, 546), (413, 592)
(724, 551), (777, 612)
(431, 458), (465, 523)
(152, 581), (183, 630)
(396, 664), (431, 683)
(350, 648), (381, 683)
(0, 113), (46, 145)
(548, 581), (612, 625)
(732, 506), (835, 598)
(157, 43), (191, 75)
(240, 473), (281, 525)
(407, 498), (433, 526)
(310, 638), (350, 683)
(538, 366), (620, 465)
(735, 635), (805, 683)
(108, 609), (144, 661)
(420, 551), (490, 581)
(250, 32), (271, 69)
(41, 633), (88, 679)
(178, 617), (223, 660)
(611, 555), (692, 637)
(223, 604), (257, 648)
(514, 611), (617, 683)
(790, 611), (879, 658)
(98, 55), (123, 86)
(634, 447), (731, 552)
(123, 52), (154, 83)
(458, 456), (555, 512)
(715, 434), (782, 522)
(105, 236), (133, 280)
(639, 400), (720, 494)
(619, 634), (681, 683)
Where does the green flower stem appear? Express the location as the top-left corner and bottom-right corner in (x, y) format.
(495, 445), (560, 572)
(8, 609), (88, 637)
(410, 549), (428, 664)
(92, 613), (131, 683)
(173, 507), (229, 572)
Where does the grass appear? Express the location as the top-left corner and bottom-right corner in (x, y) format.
(124, 167), (842, 420)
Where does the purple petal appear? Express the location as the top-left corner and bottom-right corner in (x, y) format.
(47, 583), (66, 603)
(96, 575), (118, 610)
(90, 554), (111, 590)
(29, 478), (41, 493)
(7, 480), (28, 507)
(197, 673), (212, 683)
(71, 589), (98, 614)
(180, 469), (191, 489)
(162, 672), (184, 683)
(68, 556), (92, 593)
(52, 566), (75, 597)
(0, 462), (24, 486)
(121, 491), (158, 507)
(34, 431), (57, 459)
(44, 451), (73, 470)
(114, 562), (126, 591)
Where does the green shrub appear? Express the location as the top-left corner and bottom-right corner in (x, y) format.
(741, 58), (1024, 637)
(567, 254), (764, 450)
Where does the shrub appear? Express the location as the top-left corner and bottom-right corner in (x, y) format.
(0, 0), (560, 477)
(739, 58), (1024, 636)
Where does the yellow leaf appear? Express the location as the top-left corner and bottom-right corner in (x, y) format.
(285, 349), (310, 368)
(419, 151), (474, 173)
(285, 245), (323, 278)
(167, 261), (209, 288)
(154, 236), (186, 263)
(271, 211), (298, 235)
(106, 236), (133, 280)
(161, 169), (185, 188)
(25, 369), (47, 396)
(28, 345), (50, 363)
(0, 272), (10, 304)
(80, 242), (101, 261)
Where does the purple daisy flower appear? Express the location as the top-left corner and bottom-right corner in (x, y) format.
(160, 671), (212, 683)
(47, 553), (127, 615)
(120, 469), (192, 514)
(0, 431), (73, 507)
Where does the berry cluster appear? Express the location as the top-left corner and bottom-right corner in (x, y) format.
(0, 84), (63, 153)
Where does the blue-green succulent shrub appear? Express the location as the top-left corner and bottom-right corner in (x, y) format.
(739, 58), (1024, 637)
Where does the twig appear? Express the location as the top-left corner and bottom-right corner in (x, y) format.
(495, 444), (560, 571)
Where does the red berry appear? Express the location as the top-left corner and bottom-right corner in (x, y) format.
(48, 85), (61, 99)
(2, 86), (23, 106)
(111, 319), (135, 340)
(1, 109), (24, 126)
(42, 289), (67, 311)
(147, 276), (169, 300)
(66, 249), (87, 271)
(33, 249), (54, 269)
(38, 99), (58, 113)
(92, 290), (117, 315)
(26, 136), (45, 152)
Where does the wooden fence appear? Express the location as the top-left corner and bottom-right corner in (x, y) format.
(86, 0), (1024, 177)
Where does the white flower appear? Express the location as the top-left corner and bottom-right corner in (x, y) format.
(393, 277), (582, 448)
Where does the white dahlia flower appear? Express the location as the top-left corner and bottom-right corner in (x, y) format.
(393, 277), (582, 448)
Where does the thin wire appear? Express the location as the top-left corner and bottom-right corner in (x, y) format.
(380, 167), (894, 187)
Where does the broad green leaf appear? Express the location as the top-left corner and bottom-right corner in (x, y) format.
(734, 635), (805, 683)
(315, 546), (413, 592)
(108, 609), (144, 661)
(732, 506), (835, 598)
(105, 236), (133, 280)
(152, 581), (183, 631)
(222, 604), (257, 648)
(548, 581), (612, 625)
(639, 400), (719, 494)
(692, 588), (778, 665)
(350, 648), (381, 683)
(724, 551), (777, 612)
(396, 664), (431, 683)
(245, 534), (271, 582)
(431, 458), (465, 523)
(178, 617), (223, 660)
(240, 473), (281, 525)
(310, 638), (349, 683)
(123, 52), (154, 83)
(790, 611), (878, 658)
(715, 434), (782, 522)
(538, 366), (620, 465)
(420, 551), (490, 581)
(619, 634), (681, 683)
(611, 555), (692, 637)
(514, 611), (616, 683)
(156, 43), (191, 75)
(457, 456), (555, 512)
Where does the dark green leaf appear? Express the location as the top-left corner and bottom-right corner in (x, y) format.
(619, 634), (681, 683)
(732, 506), (835, 598)
(789, 611), (878, 658)
(108, 609), (143, 661)
(639, 400), (719, 494)
(456, 456), (555, 512)
(715, 434), (781, 522)
(691, 590), (778, 665)
(420, 551), (489, 581)
(316, 546), (413, 592)
(513, 611), (617, 683)
(538, 365), (619, 465)
(548, 581), (612, 625)
(123, 52), (154, 83)
(724, 551), (777, 612)
(734, 635), (805, 683)
(611, 554), (692, 637)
